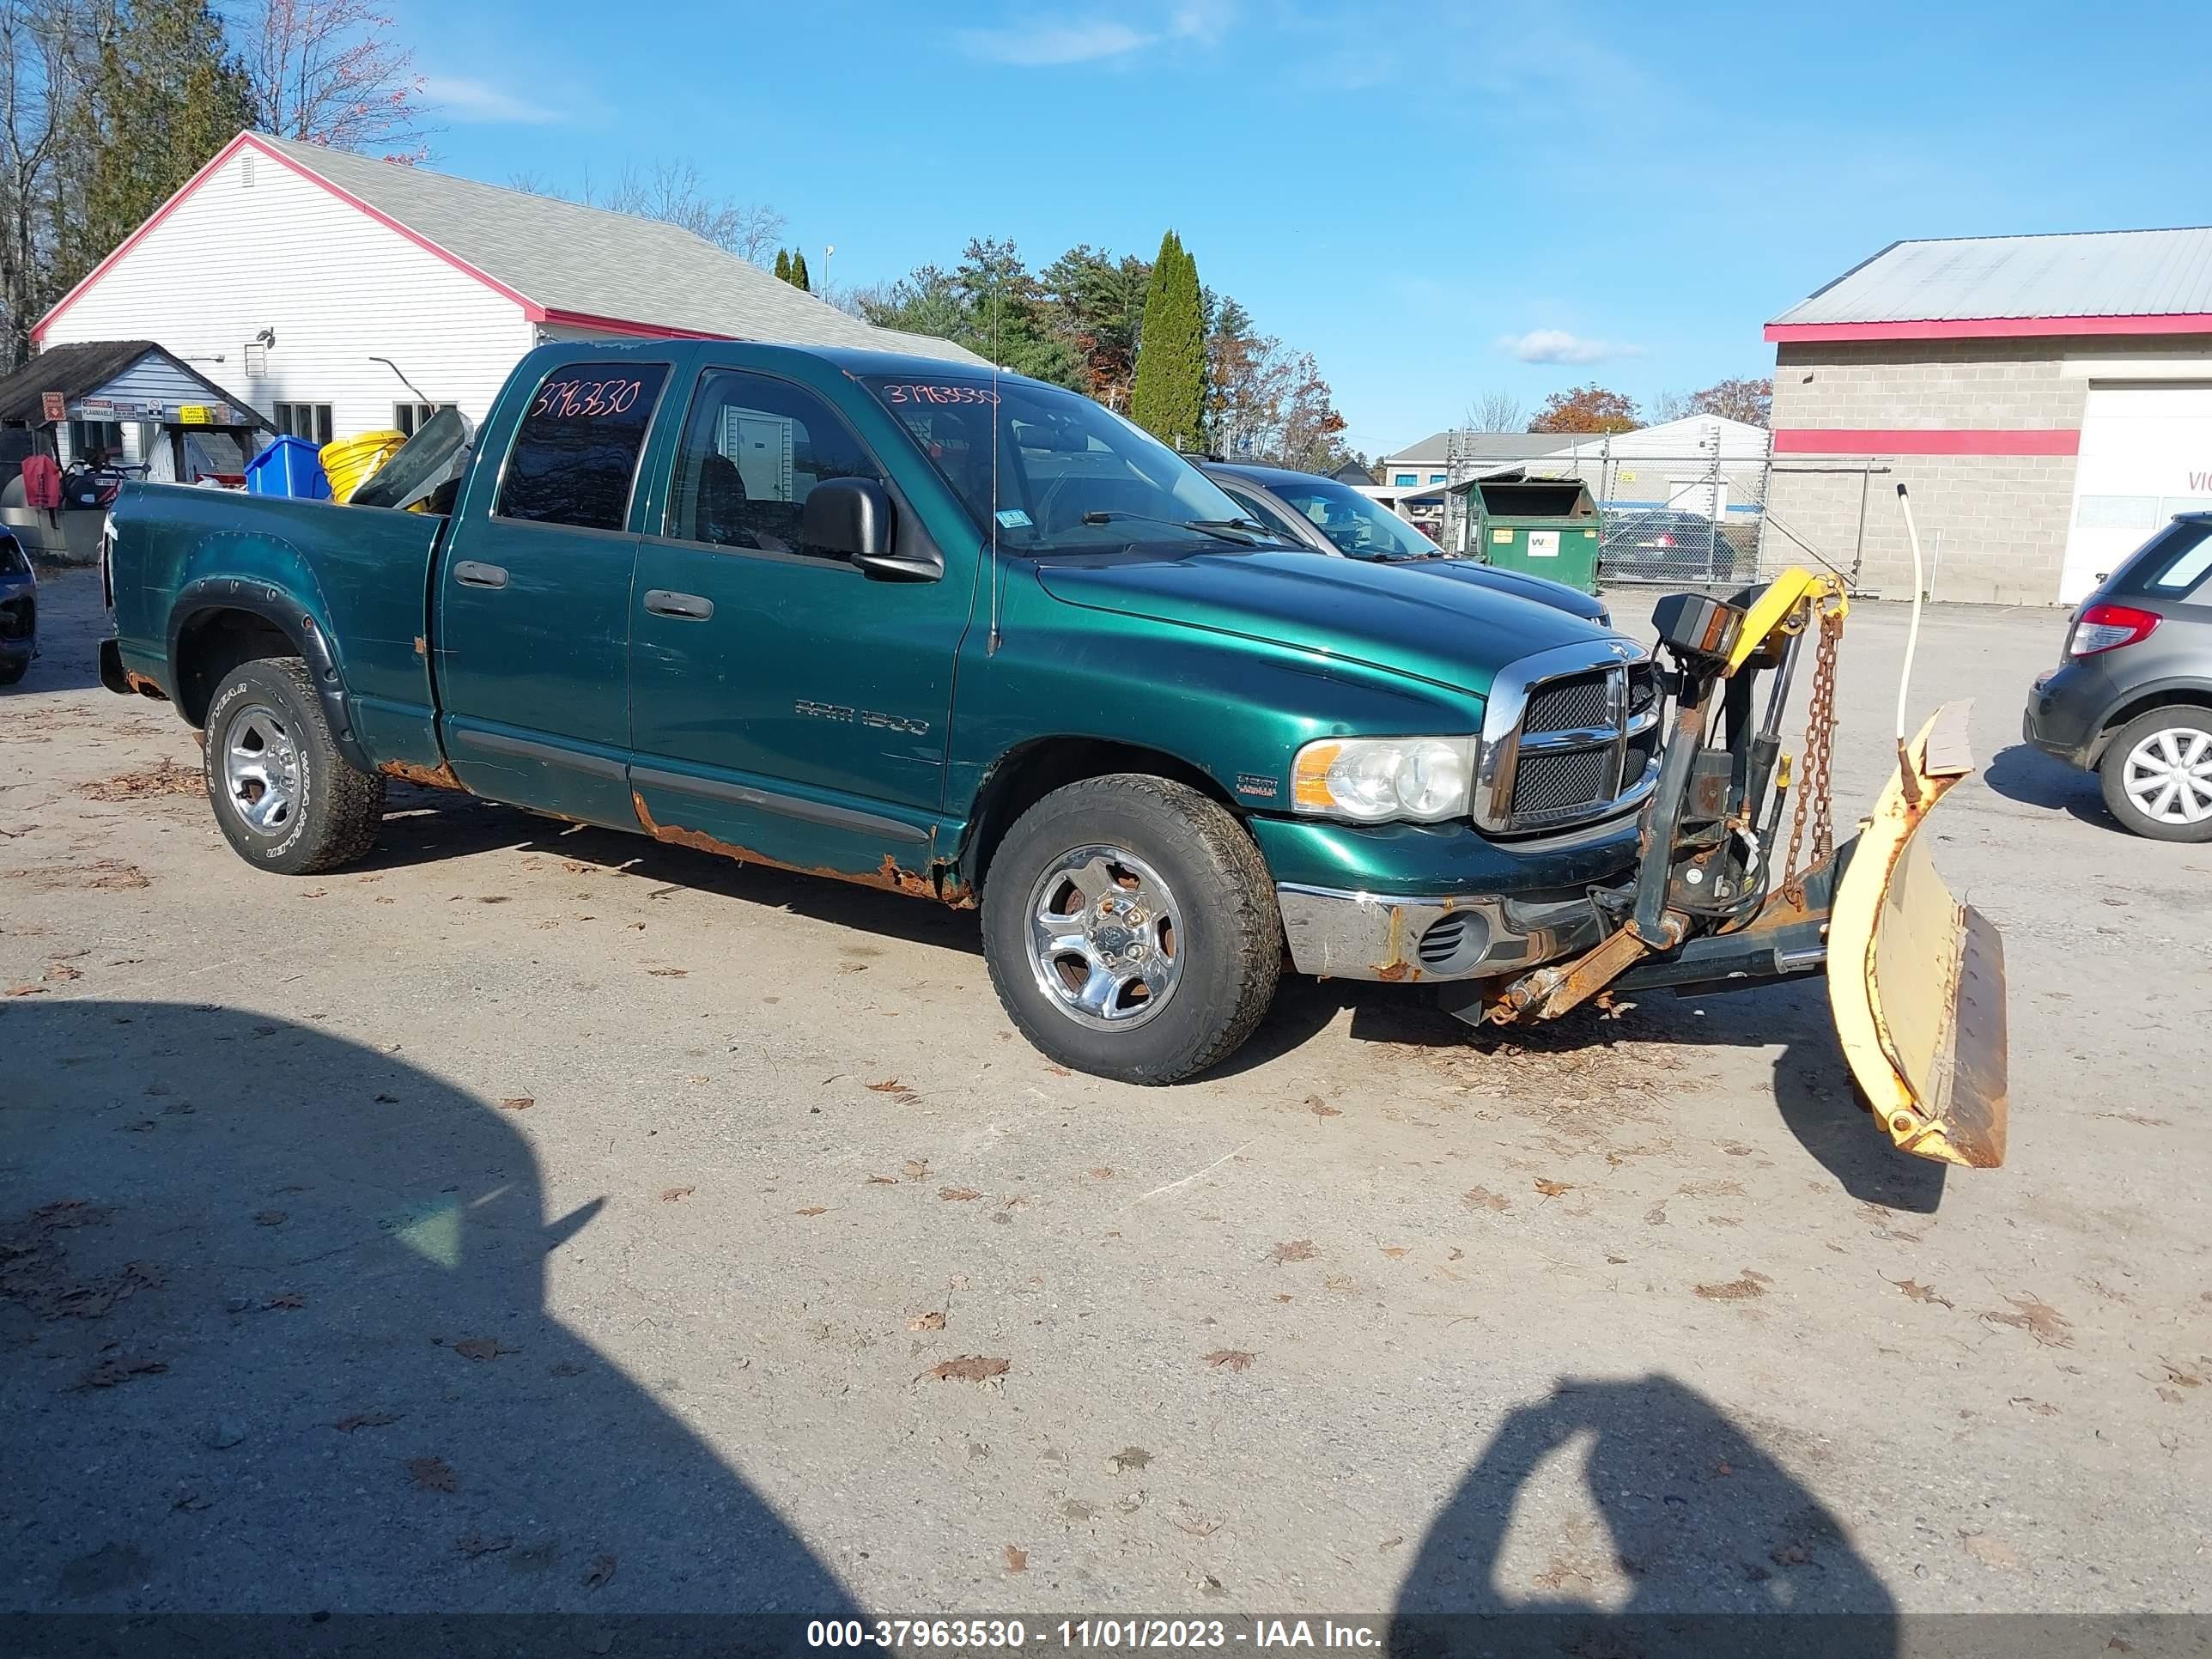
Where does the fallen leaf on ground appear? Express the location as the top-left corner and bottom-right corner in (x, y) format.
(82, 759), (204, 801)
(43, 963), (81, 981)
(919, 1355), (1009, 1383)
(1382, 1246), (1408, 1260)
(455, 1531), (512, 1557)
(1961, 1533), (2021, 1570)
(4, 985), (46, 997)
(253, 1210), (287, 1227)
(1892, 1277), (1954, 1309)
(1109, 1446), (1152, 1473)
(476, 896), (508, 905)
(1771, 1543), (1812, 1566)
(795, 1206), (828, 1217)
(498, 1097), (534, 1112)
(2009, 1397), (2059, 1417)
(646, 967), (688, 977)
(1695, 1271), (1770, 1302)
(1002, 1544), (1027, 1573)
(866, 1079), (906, 1093)
(1305, 1096), (1341, 1118)
(1985, 1294), (2073, 1348)
(171, 1488), (210, 1512)
(866, 1175), (897, 1185)
(907, 1311), (945, 1331)
(659, 1186), (695, 1203)
(75, 1353), (166, 1389)
(1534, 1177), (1572, 1199)
(1203, 1349), (1256, 1372)
(1089, 1167), (1114, 1179)
(451, 1339), (517, 1362)
(583, 1553), (617, 1589)
(902, 1158), (930, 1181)
(264, 1291), (306, 1310)
(335, 1411), (399, 1432)
(407, 1456), (457, 1492)
(1464, 1187), (1511, 1213)
(939, 1187), (982, 1202)
(1268, 1238), (1317, 1265)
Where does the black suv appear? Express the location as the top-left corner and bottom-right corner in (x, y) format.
(1200, 460), (1609, 625)
(2023, 513), (2212, 841)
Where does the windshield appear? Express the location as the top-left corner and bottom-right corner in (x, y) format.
(1261, 473), (1443, 560)
(861, 374), (1273, 551)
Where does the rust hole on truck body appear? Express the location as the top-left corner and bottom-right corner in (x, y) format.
(379, 759), (465, 792)
(122, 672), (168, 701)
(631, 793), (966, 905)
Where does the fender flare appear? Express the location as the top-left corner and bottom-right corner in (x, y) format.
(167, 575), (372, 773)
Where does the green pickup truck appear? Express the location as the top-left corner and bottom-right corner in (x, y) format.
(100, 339), (1674, 1084)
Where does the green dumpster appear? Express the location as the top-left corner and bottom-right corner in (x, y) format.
(1453, 471), (1602, 593)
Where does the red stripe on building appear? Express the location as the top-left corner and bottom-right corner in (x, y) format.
(1765, 313), (2212, 343)
(1772, 428), (2081, 457)
(535, 309), (736, 342)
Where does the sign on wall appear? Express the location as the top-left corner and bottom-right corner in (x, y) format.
(39, 391), (63, 422)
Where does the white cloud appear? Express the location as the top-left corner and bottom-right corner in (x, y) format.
(957, 3), (1231, 66)
(420, 76), (565, 125)
(1499, 329), (1644, 366)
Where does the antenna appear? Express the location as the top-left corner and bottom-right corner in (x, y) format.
(370, 356), (433, 407)
(988, 280), (1004, 655)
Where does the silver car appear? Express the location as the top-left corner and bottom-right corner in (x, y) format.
(2023, 513), (2212, 840)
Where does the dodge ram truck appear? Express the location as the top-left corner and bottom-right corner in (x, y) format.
(99, 341), (2006, 1164)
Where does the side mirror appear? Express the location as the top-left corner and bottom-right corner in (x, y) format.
(802, 477), (940, 582)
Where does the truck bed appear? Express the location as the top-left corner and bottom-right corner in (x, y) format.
(109, 483), (449, 767)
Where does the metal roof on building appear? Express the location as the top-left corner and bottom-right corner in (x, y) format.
(1769, 228), (2212, 339)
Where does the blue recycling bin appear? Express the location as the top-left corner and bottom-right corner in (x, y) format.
(245, 434), (331, 500)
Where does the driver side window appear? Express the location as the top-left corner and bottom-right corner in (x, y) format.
(666, 370), (884, 560)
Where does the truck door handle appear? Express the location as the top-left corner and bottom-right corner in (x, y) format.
(643, 589), (714, 620)
(453, 561), (508, 589)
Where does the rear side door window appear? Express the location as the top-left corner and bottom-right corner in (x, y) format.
(665, 369), (885, 560)
(495, 363), (671, 532)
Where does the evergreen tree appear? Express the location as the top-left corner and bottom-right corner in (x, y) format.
(789, 251), (811, 292)
(774, 248), (792, 283)
(80, 0), (252, 284)
(1128, 230), (1205, 451)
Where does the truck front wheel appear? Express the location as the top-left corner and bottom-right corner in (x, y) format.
(981, 775), (1281, 1084)
(203, 657), (386, 874)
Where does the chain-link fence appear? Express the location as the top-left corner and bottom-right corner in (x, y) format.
(1429, 429), (1890, 591)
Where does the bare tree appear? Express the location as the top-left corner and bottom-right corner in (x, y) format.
(0, 0), (101, 366)
(1463, 388), (1524, 432)
(513, 159), (785, 268)
(238, 0), (427, 160)
(1649, 388), (1696, 423)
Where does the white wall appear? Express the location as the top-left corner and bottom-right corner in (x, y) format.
(40, 146), (536, 440)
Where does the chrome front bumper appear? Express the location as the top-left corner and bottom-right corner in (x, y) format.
(1277, 882), (1608, 983)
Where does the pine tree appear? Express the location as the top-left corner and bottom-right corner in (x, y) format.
(79, 0), (252, 283)
(774, 248), (792, 283)
(790, 251), (811, 292)
(1129, 231), (1205, 452)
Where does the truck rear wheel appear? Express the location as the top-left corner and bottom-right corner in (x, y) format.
(2099, 707), (2212, 842)
(203, 657), (386, 874)
(981, 775), (1281, 1084)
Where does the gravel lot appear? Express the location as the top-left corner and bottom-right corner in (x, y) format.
(3, 566), (2208, 1624)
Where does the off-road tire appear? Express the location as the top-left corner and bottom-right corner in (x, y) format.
(2098, 706), (2212, 843)
(981, 774), (1281, 1084)
(203, 656), (386, 874)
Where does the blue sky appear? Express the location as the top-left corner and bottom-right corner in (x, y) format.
(404, 0), (2211, 457)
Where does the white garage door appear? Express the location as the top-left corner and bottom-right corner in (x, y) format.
(2059, 384), (2212, 603)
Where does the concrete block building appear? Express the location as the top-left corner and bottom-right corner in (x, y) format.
(1765, 228), (2212, 605)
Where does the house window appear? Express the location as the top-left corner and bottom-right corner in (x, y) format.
(393, 403), (443, 437)
(69, 419), (125, 461)
(1394, 472), (1417, 487)
(273, 403), (333, 445)
(1429, 473), (1447, 483)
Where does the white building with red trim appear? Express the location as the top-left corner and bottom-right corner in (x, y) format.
(1765, 228), (2212, 605)
(33, 131), (981, 466)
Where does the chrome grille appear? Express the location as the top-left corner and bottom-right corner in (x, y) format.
(1475, 641), (1664, 834)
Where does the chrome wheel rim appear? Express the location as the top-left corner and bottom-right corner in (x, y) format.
(222, 703), (302, 836)
(1025, 844), (1183, 1031)
(2123, 727), (2212, 825)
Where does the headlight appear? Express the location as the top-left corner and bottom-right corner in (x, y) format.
(1291, 735), (1478, 823)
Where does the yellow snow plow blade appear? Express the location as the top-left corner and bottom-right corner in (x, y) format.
(1827, 701), (2008, 1168)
